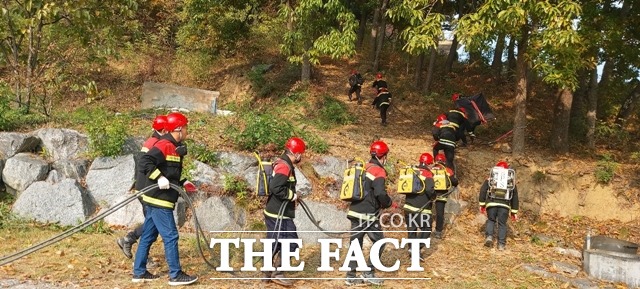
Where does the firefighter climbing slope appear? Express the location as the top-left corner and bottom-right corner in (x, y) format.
(479, 161), (519, 251)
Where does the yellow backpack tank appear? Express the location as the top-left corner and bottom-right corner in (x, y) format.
(340, 159), (366, 201)
(431, 165), (451, 191)
(397, 166), (426, 194)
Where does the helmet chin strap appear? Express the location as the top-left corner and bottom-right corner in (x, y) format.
(375, 155), (386, 165)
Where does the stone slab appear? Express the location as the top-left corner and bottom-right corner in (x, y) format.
(141, 82), (220, 113)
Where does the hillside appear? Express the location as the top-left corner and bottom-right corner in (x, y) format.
(2, 51), (640, 289)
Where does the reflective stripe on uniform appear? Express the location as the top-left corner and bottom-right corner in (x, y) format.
(288, 189), (293, 200)
(141, 194), (175, 209)
(403, 204), (432, 214)
(439, 139), (456, 147)
(167, 155), (180, 162)
(436, 195), (448, 202)
(365, 172), (376, 180)
(380, 102), (390, 106)
(141, 147), (149, 153)
(486, 202), (511, 210)
(479, 202), (486, 207)
(264, 209), (291, 219)
(511, 209), (518, 214)
(347, 210), (377, 221)
(149, 169), (161, 180)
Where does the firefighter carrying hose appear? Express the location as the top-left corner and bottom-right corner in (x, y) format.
(403, 153), (435, 261)
(430, 153), (458, 239)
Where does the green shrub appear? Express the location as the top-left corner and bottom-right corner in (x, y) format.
(316, 95), (355, 129)
(248, 65), (275, 98)
(223, 174), (249, 195)
(86, 108), (131, 157)
(184, 139), (220, 166)
(532, 170), (547, 184)
(0, 85), (48, 131)
(595, 154), (618, 184)
(227, 112), (294, 151)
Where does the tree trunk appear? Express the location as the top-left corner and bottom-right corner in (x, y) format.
(370, 2), (381, 63)
(586, 68), (599, 147)
(414, 53), (425, 89)
(444, 35), (458, 74)
(512, 27), (529, 155)
(550, 88), (574, 153)
(507, 36), (516, 80)
(587, 68), (600, 148)
(424, 48), (437, 93)
(491, 32), (505, 76)
(357, 10), (367, 48)
(301, 41), (312, 83)
(596, 58), (613, 118)
(373, 0), (388, 72)
(614, 81), (640, 128)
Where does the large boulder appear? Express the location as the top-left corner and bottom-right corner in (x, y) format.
(2, 153), (50, 193)
(36, 128), (88, 161)
(294, 200), (349, 244)
(52, 159), (90, 181)
(217, 152), (257, 175)
(193, 196), (245, 232)
(0, 132), (40, 159)
(312, 156), (345, 180)
(12, 179), (94, 226)
(102, 195), (187, 228)
(85, 155), (135, 207)
(121, 136), (146, 156)
(189, 160), (224, 190)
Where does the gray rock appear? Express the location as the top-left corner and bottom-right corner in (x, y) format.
(52, 159), (90, 180)
(552, 261), (580, 277)
(193, 196), (245, 231)
(102, 194), (144, 228)
(295, 170), (312, 196)
(0, 159), (4, 183)
(102, 194), (186, 228)
(122, 136), (145, 155)
(2, 153), (50, 193)
(189, 160), (224, 189)
(294, 200), (349, 244)
(533, 234), (560, 245)
(444, 197), (468, 215)
(217, 152), (257, 175)
(523, 263), (598, 289)
(0, 279), (76, 289)
(0, 132), (41, 159)
(36, 128), (88, 161)
(474, 213), (488, 226)
(85, 155), (135, 207)
(243, 166), (259, 193)
(12, 179), (94, 226)
(554, 247), (582, 258)
(312, 156), (345, 180)
(45, 170), (61, 183)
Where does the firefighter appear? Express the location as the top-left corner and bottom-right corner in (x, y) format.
(431, 114), (448, 141)
(348, 70), (364, 104)
(262, 137), (306, 287)
(452, 93), (481, 140)
(403, 153), (435, 260)
(432, 119), (458, 173)
(372, 87), (392, 126)
(132, 112), (198, 285)
(479, 161), (519, 251)
(371, 73), (388, 93)
(430, 153), (458, 239)
(117, 115), (189, 260)
(446, 106), (471, 147)
(345, 140), (396, 286)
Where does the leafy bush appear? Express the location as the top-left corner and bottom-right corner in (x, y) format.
(532, 171), (547, 184)
(226, 112), (295, 151)
(86, 108), (131, 157)
(184, 139), (220, 166)
(248, 65), (275, 98)
(0, 85), (48, 131)
(223, 174), (249, 195)
(315, 95), (355, 129)
(595, 154), (618, 184)
(0, 193), (18, 229)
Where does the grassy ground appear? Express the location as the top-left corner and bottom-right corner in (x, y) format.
(2, 203), (637, 289)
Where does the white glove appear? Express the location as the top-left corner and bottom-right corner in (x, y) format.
(158, 176), (170, 190)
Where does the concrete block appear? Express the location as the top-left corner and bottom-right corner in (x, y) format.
(141, 82), (220, 113)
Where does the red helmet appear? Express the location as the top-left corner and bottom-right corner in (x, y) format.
(452, 93), (460, 102)
(285, 137), (306, 154)
(351, 69), (357, 74)
(436, 114), (447, 122)
(376, 73), (383, 79)
(165, 112), (189, 132)
(370, 140), (389, 157)
(152, 115), (167, 131)
(419, 153), (434, 165)
(435, 153), (446, 163)
(495, 161), (509, 169)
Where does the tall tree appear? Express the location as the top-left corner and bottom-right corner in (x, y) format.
(457, 0), (584, 155)
(0, 0), (137, 114)
(279, 0), (358, 83)
(372, 0), (389, 72)
(387, 0), (445, 87)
